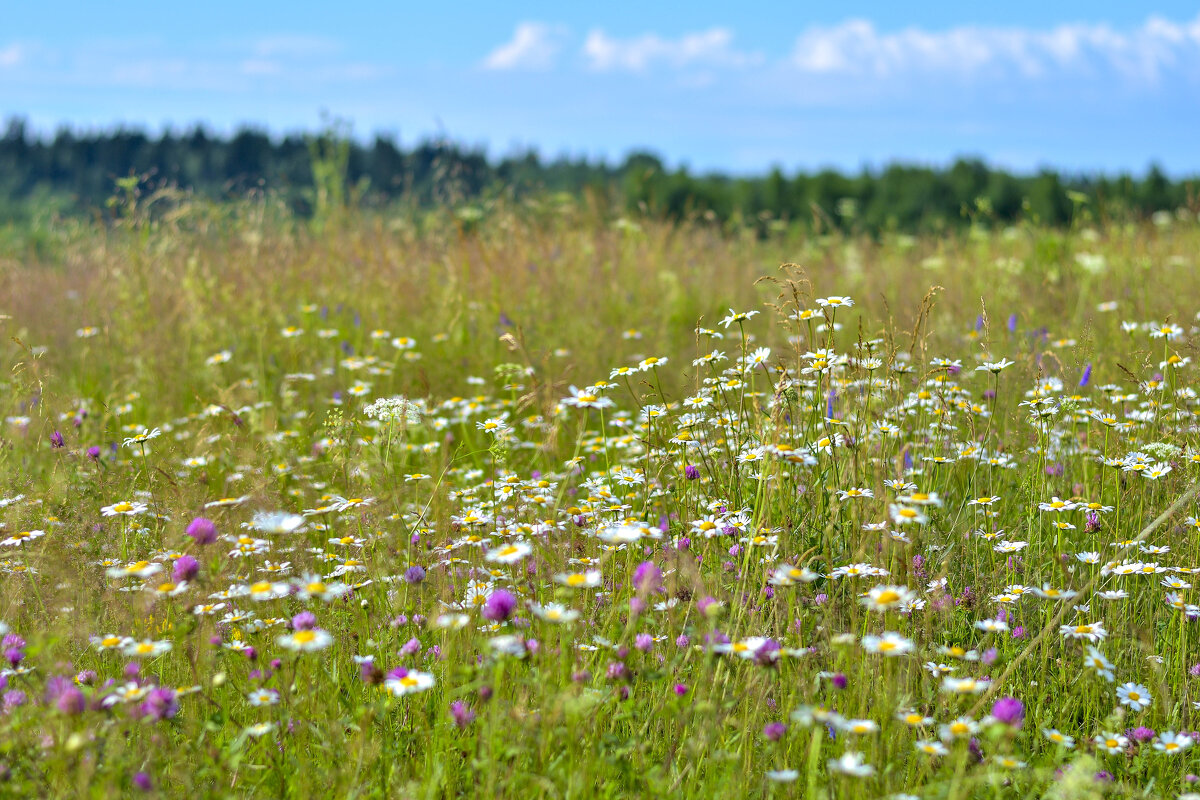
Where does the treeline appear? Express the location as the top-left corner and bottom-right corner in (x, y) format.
(0, 117), (1196, 231)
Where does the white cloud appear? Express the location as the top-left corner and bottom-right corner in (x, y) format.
(240, 59), (283, 77)
(583, 27), (760, 72)
(790, 15), (1200, 83)
(483, 22), (566, 71)
(250, 34), (341, 58)
(0, 44), (24, 68)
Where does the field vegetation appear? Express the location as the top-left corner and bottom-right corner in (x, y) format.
(2, 190), (1200, 798)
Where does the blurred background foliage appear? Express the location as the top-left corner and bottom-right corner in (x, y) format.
(0, 116), (1195, 239)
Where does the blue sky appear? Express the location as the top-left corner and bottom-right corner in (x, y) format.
(3, 1), (1200, 174)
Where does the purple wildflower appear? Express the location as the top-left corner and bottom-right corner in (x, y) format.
(291, 611), (317, 631)
(633, 561), (662, 592)
(482, 589), (517, 622)
(139, 688), (179, 721)
(185, 517), (218, 545)
(450, 700), (476, 729)
(173, 555), (200, 582)
(991, 697), (1024, 727)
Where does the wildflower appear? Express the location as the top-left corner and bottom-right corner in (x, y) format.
(1043, 728), (1075, 748)
(293, 575), (349, 602)
(140, 687), (179, 721)
(554, 571), (602, 589)
(827, 751), (874, 777)
(1094, 732), (1129, 754)
(975, 619), (1009, 633)
(976, 358), (1016, 374)
(482, 589), (518, 622)
(915, 740), (949, 756)
(385, 670), (435, 696)
(763, 722), (788, 741)
(246, 722), (278, 738)
(562, 386), (614, 410)
(897, 709), (934, 727)
(861, 632), (914, 656)
(450, 700), (476, 729)
(485, 542), (532, 564)
(861, 585), (915, 612)
(1039, 497), (1077, 512)
(720, 309), (759, 328)
(940, 716), (980, 741)
(277, 628), (333, 653)
(942, 677), (987, 695)
(531, 603), (580, 623)
(838, 718), (879, 735)
(1153, 731), (1193, 754)
(1059, 621), (1107, 642)
(122, 639), (173, 659)
(1083, 646), (1116, 682)
(990, 697), (1024, 727)
(249, 512), (306, 534)
(889, 505), (928, 526)
(1116, 682), (1152, 712)
(102, 500), (149, 517)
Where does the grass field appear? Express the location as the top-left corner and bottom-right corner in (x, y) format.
(3, 197), (1200, 798)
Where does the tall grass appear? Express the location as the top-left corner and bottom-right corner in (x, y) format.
(1, 198), (1200, 797)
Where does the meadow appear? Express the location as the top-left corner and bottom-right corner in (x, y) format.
(2, 194), (1200, 798)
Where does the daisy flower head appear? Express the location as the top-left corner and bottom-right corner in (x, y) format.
(826, 751), (873, 777)
(1082, 646), (1116, 682)
(861, 584), (915, 612)
(719, 309), (759, 328)
(246, 722), (278, 738)
(898, 491), (942, 507)
(1038, 496), (1077, 512)
(91, 634), (132, 652)
(815, 296), (854, 310)
(861, 631), (914, 656)
(106, 560), (162, 579)
(1, 529), (45, 547)
(562, 386), (614, 410)
(942, 677), (988, 695)
(1115, 682), (1152, 711)
(385, 669), (435, 696)
(277, 628), (333, 653)
(101, 500), (149, 517)
(897, 709), (934, 728)
(976, 358), (1016, 374)
(1094, 732), (1129, 754)
(915, 740), (949, 756)
(1059, 620), (1107, 642)
(939, 716), (979, 741)
(1153, 731), (1192, 754)
(889, 504), (928, 526)
(531, 603), (580, 623)
(249, 511), (306, 535)
(485, 541), (532, 564)
(122, 639), (173, 659)
(554, 570), (602, 589)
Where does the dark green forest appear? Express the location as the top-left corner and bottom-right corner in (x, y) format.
(0, 117), (1196, 231)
